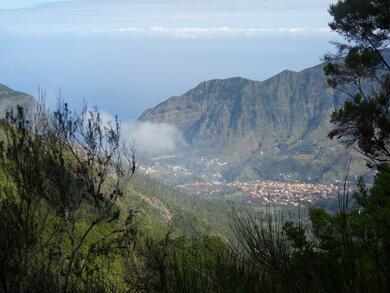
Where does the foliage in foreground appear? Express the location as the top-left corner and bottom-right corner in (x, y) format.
(167, 0), (390, 291)
(0, 104), (137, 292)
(1, 0), (390, 292)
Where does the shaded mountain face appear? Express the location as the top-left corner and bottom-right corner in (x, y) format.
(139, 63), (366, 182)
(0, 84), (36, 117)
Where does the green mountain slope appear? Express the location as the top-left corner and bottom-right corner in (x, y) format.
(138, 63), (368, 182)
(0, 83), (237, 237)
(0, 83), (36, 116)
(126, 173), (304, 239)
(125, 174), (230, 237)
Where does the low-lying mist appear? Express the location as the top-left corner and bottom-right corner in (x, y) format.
(99, 110), (185, 157)
(122, 121), (185, 157)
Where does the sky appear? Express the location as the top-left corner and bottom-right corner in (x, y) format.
(0, 0), (77, 9)
(0, 0), (337, 119)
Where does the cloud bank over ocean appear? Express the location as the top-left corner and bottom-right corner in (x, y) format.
(0, 0), (337, 120)
(89, 26), (331, 38)
(0, 0), (334, 34)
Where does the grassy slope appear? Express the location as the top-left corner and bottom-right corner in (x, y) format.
(124, 173), (235, 238)
(124, 173), (309, 240)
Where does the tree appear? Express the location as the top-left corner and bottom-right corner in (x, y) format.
(324, 0), (390, 169)
(320, 0), (390, 289)
(0, 103), (136, 292)
(224, 2), (390, 291)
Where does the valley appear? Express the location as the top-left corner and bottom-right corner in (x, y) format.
(0, 1), (388, 290)
(138, 59), (376, 185)
(138, 153), (347, 208)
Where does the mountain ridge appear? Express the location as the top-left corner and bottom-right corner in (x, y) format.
(138, 61), (367, 182)
(0, 83), (36, 116)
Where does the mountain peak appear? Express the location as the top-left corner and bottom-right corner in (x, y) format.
(189, 76), (253, 91)
(279, 69), (297, 75)
(138, 60), (360, 182)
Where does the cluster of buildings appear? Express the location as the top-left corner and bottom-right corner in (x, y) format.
(175, 181), (225, 195)
(229, 180), (344, 206)
(138, 156), (349, 207)
(138, 164), (193, 177)
(200, 157), (228, 167)
(138, 165), (158, 175)
(150, 155), (179, 161)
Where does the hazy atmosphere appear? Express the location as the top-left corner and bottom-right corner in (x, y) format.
(0, 0), (335, 118)
(1, 1), (388, 291)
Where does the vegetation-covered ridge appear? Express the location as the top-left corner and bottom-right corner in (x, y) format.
(139, 52), (390, 183)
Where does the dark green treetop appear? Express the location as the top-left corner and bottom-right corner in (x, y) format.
(325, 0), (390, 168)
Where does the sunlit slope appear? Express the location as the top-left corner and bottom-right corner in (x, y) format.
(139, 63), (368, 182)
(0, 83), (36, 116)
(0, 83), (233, 237)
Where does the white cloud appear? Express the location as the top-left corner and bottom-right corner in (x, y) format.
(88, 26), (332, 38)
(95, 110), (185, 157)
(122, 121), (185, 157)
(90, 27), (146, 34)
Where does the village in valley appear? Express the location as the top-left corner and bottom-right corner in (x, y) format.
(138, 155), (347, 207)
(228, 180), (342, 206)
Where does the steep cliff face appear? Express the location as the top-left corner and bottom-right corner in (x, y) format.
(0, 84), (36, 116)
(138, 63), (365, 182)
(139, 64), (342, 153)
